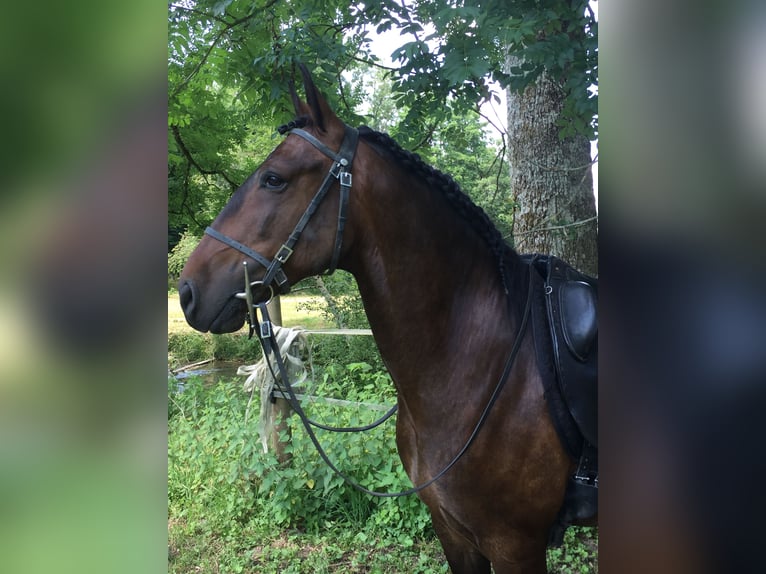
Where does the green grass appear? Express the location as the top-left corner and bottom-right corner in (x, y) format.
(168, 526), (451, 574)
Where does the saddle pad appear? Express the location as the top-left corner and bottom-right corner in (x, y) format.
(522, 254), (598, 449)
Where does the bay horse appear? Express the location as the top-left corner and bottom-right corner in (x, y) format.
(179, 67), (596, 573)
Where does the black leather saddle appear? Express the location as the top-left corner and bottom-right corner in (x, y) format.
(535, 255), (597, 447)
(521, 254), (598, 544)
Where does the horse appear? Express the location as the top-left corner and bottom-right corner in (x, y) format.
(179, 66), (597, 573)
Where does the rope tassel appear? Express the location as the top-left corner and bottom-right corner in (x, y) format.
(238, 325), (309, 453)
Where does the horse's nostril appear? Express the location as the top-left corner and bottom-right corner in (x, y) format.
(178, 279), (195, 316)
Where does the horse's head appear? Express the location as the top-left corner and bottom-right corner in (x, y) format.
(179, 66), (358, 333)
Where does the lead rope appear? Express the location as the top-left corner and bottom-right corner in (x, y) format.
(252, 264), (534, 497)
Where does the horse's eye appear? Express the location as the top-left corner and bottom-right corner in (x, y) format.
(261, 173), (286, 191)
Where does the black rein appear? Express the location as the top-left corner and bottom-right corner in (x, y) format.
(255, 265), (534, 498)
(208, 122), (534, 497)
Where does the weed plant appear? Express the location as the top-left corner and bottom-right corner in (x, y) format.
(168, 363), (597, 573)
(168, 368), (441, 573)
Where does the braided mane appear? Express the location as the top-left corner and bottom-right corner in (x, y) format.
(357, 125), (521, 295)
(274, 119), (523, 295)
(277, 116), (309, 135)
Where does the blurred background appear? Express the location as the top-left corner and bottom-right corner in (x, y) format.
(602, 0), (766, 571)
(0, 0), (764, 572)
(0, 2), (167, 573)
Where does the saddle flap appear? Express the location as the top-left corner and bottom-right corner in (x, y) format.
(528, 253), (598, 449)
(560, 281), (597, 361)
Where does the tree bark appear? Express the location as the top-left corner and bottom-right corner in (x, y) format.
(506, 67), (598, 276)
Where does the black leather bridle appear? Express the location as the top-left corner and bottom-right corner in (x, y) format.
(204, 124), (360, 305)
(203, 123), (534, 498)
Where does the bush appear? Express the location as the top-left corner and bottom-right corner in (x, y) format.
(168, 332), (261, 368)
(168, 365), (430, 540)
(168, 376), (262, 534)
(307, 334), (384, 374)
(168, 230), (200, 281)
(168, 367), (597, 572)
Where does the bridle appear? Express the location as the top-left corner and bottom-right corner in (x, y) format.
(204, 123), (360, 306)
(203, 122), (534, 497)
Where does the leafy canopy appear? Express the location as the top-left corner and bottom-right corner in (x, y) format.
(168, 0), (595, 240)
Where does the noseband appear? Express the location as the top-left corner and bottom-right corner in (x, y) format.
(204, 124), (360, 301)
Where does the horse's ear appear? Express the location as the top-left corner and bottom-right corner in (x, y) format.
(288, 76), (304, 117)
(298, 63), (340, 133)
(298, 63), (325, 131)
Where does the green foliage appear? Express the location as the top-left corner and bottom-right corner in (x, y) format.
(168, 331), (260, 368)
(547, 526), (599, 573)
(168, 367), (597, 572)
(348, 67), (404, 134)
(428, 110), (514, 239)
(167, 0), (595, 247)
(297, 273), (369, 330)
(352, 0), (598, 142)
(309, 333), (385, 375)
(168, 230), (201, 280)
(168, 376), (261, 533)
(168, 332), (210, 366)
(168, 367), (432, 548)
(168, 0), (370, 235)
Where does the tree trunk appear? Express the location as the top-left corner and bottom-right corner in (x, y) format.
(506, 68), (598, 276)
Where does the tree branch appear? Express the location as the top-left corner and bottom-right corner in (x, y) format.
(337, 69), (354, 115)
(511, 215), (598, 237)
(412, 119), (440, 151)
(475, 107), (506, 138)
(347, 53), (399, 71)
(170, 1), (279, 98)
(180, 160), (205, 230)
(488, 141), (507, 201)
(586, 3), (597, 23)
(314, 276), (346, 329)
(168, 3), (230, 25)
(171, 124), (238, 189)
(399, 0), (423, 43)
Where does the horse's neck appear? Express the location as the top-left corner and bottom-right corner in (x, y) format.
(345, 169), (514, 407)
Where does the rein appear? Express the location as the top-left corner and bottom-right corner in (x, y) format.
(208, 122), (534, 497)
(254, 264), (534, 498)
(240, 259), (398, 436)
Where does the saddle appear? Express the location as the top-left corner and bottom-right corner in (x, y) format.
(532, 255), (597, 447)
(521, 254), (598, 545)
